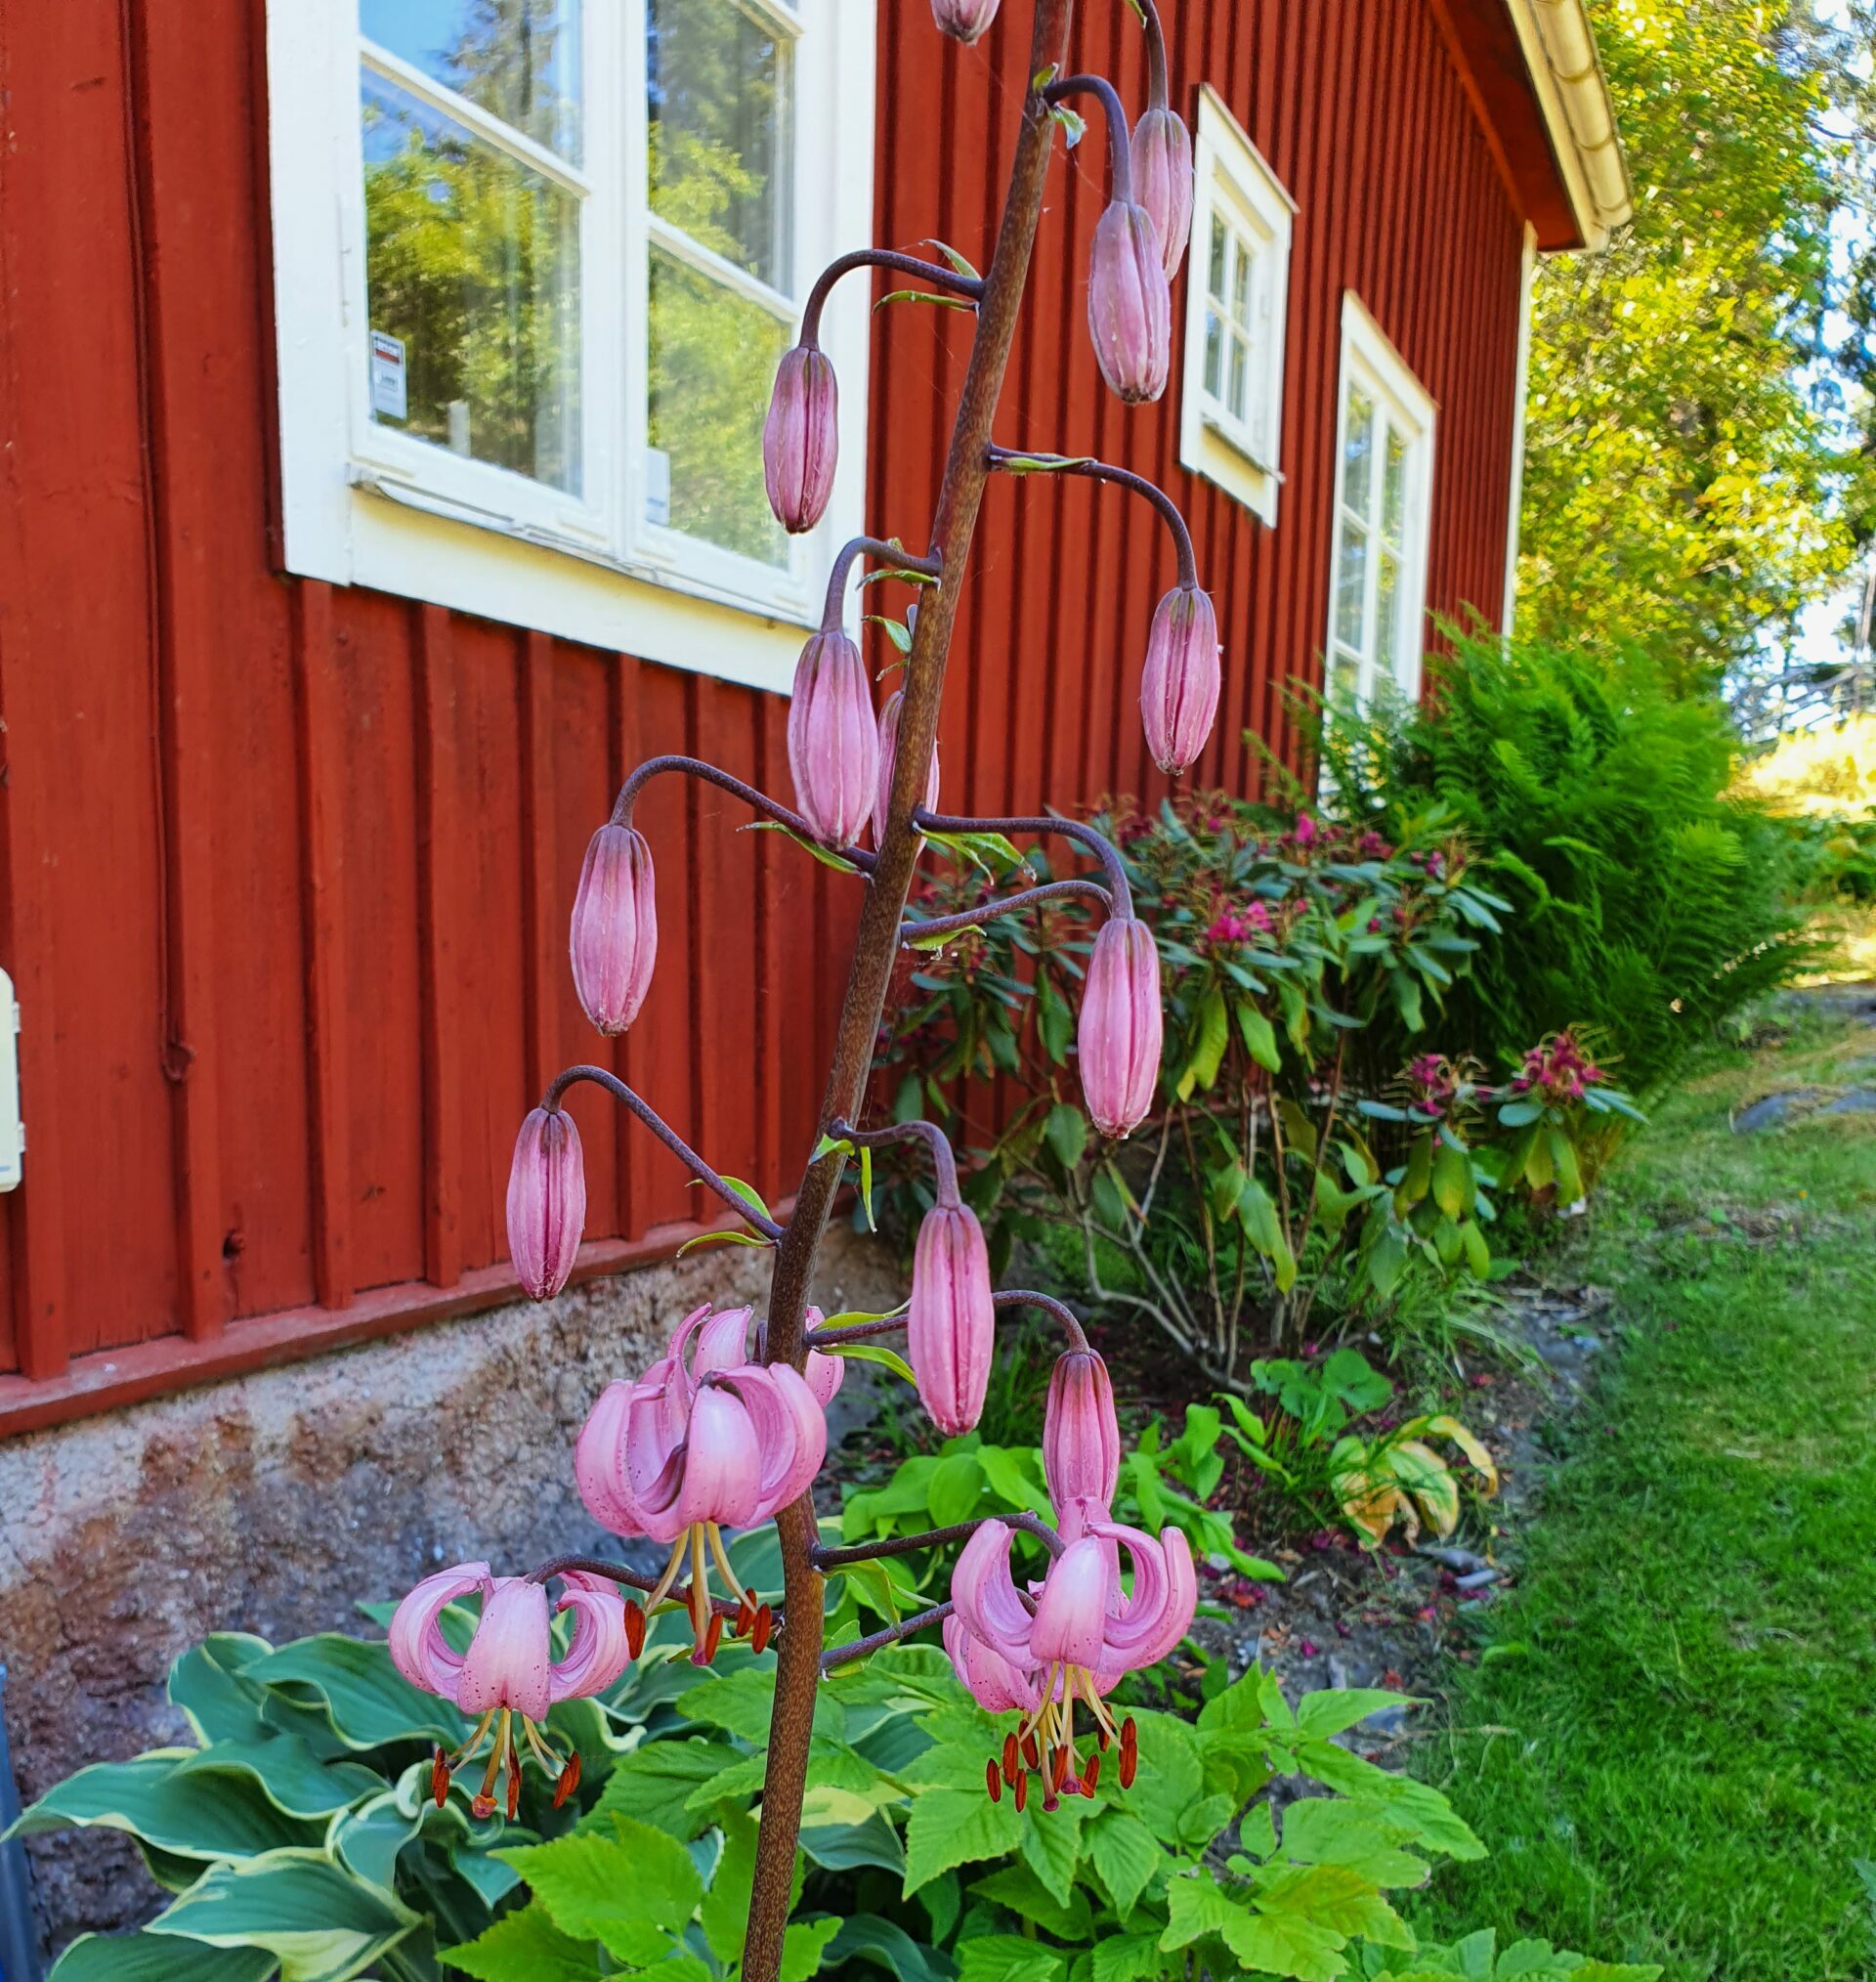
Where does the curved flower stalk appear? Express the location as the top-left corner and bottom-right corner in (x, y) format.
(570, 822), (658, 1035)
(506, 1106), (586, 1300)
(1078, 917), (1164, 1139)
(391, 1564), (631, 1817)
(575, 1304), (827, 1661)
(949, 1502), (1196, 1811)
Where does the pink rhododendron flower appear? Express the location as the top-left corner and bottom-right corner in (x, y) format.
(1207, 900), (1273, 945)
(506, 1106), (586, 1300)
(948, 1501), (1196, 1811)
(391, 1563), (631, 1817)
(1293, 812), (1318, 848)
(575, 1304), (826, 1661)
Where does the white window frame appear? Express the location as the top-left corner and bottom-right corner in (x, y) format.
(1325, 294), (1437, 705)
(266, 0), (875, 695)
(1177, 85), (1295, 528)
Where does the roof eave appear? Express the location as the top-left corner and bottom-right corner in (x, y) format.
(1504, 0), (1635, 249)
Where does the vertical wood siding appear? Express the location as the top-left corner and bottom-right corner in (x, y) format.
(0, 0), (1524, 1418)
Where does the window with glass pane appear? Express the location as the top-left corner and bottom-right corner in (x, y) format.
(645, 0), (796, 567)
(1202, 213), (1256, 426)
(360, 4), (583, 496)
(1330, 379), (1422, 703)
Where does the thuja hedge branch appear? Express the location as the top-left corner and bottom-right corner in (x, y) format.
(542, 1065), (787, 1241)
(610, 753), (876, 874)
(988, 445), (1199, 588)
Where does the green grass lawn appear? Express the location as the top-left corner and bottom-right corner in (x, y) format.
(1408, 1007), (1876, 1981)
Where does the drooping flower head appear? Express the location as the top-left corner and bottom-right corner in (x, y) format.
(931, 0), (1001, 42)
(763, 346), (839, 534)
(1043, 1347), (1121, 1510)
(575, 1305), (827, 1662)
(1511, 1028), (1603, 1104)
(909, 1198), (996, 1437)
(391, 1563), (631, 1819)
(1207, 900), (1273, 946)
(789, 629), (879, 848)
(1140, 585), (1220, 775)
(874, 689), (941, 848)
(948, 1502), (1196, 1812)
(1087, 199), (1172, 405)
(1130, 106), (1195, 278)
(570, 822), (658, 1036)
(506, 1106), (586, 1301)
(1079, 917), (1164, 1141)
(1404, 1053), (1461, 1121)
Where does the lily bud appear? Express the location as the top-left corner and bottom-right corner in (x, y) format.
(763, 347), (839, 534)
(874, 690), (941, 847)
(1087, 200), (1172, 405)
(789, 630), (879, 847)
(931, 0), (1001, 43)
(909, 1201), (995, 1436)
(1079, 918), (1163, 1140)
(1140, 585), (1221, 775)
(507, 1106), (586, 1300)
(570, 823), (658, 1035)
(1130, 108), (1195, 278)
(802, 1307), (847, 1407)
(1044, 1347), (1122, 1510)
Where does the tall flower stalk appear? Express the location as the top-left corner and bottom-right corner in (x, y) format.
(394, 9), (1208, 1979)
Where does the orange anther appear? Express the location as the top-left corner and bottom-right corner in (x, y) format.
(986, 1759), (1002, 1802)
(704, 1612), (725, 1662)
(752, 1603), (774, 1655)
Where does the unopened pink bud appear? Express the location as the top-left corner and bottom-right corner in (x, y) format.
(931, 0), (1001, 43)
(789, 630), (879, 847)
(1044, 1347), (1121, 1509)
(763, 347), (839, 535)
(1079, 918), (1163, 1140)
(506, 1106), (586, 1301)
(570, 824), (658, 1035)
(874, 690), (941, 848)
(1140, 585), (1221, 775)
(1130, 108), (1195, 277)
(1087, 200), (1172, 405)
(909, 1201), (995, 1436)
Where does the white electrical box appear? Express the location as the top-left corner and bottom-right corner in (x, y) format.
(0, 971), (21, 1191)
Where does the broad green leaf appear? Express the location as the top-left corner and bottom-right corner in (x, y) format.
(1088, 1934), (1172, 1982)
(958, 1934), (1065, 1982)
(700, 1807), (760, 1965)
(10, 1751), (320, 1863)
(1254, 1861), (1413, 1949)
(440, 1904), (601, 1982)
(1293, 1745), (1485, 1861)
(240, 1635), (467, 1750)
(1087, 1809), (1163, 1916)
(325, 1792), (415, 1889)
(497, 1820), (704, 1958)
(977, 1444), (1052, 1518)
(800, 1811), (907, 1875)
(174, 1740), (383, 1822)
(1295, 1690), (1414, 1741)
(682, 1667), (838, 1746)
(783, 1917), (845, 1982)
(825, 1913), (955, 1982)
(1431, 1142), (1470, 1217)
(902, 1784), (1022, 1894)
(973, 1861), (1094, 1939)
(1236, 1001), (1283, 1073)
(826, 1341), (920, 1388)
(1045, 1100), (1089, 1170)
(928, 1449), (988, 1528)
(1274, 1798), (1429, 1887)
(47, 1936), (277, 1982)
(1018, 1788), (1085, 1903)
(1277, 1099), (1320, 1162)
(169, 1635), (277, 1747)
(148, 1850), (421, 1982)
(1186, 986), (1231, 1095)
(585, 1737), (742, 1839)
(1121, 1712), (1205, 1845)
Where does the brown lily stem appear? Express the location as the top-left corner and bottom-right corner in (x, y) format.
(610, 754), (877, 875)
(903, 876), (1113, 941)
(829, 1115), (960, 1203)
(522, 1554), (759, 1624)
(822, 1601), (956, 1674)
(743, 11), (1073, 1970)
(800, 248), (985, 348)
(541, 1065), (787, 1241)
(916, 809), (1134, 915)
(987, 446), (1199, 588)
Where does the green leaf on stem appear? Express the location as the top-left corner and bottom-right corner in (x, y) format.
(921, 237), (982, 280)
(824, 1342), (918, 1388)
(746, 820), (864, 874)
(874, 289), (976, 314)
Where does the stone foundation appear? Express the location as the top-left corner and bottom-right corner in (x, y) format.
(0, 1228), (900, 1959)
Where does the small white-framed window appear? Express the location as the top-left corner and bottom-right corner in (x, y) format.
(1177, 86), (1295, 527)
(1326, 295), (1436, 706)
(268, 1), (875, 694)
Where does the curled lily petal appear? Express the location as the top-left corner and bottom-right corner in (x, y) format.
(692, 1305), (755, 1377)
(951, 1520), (1036, 1667)
(389, 1562), (490, 1699)
(1027, 1534), (1114, 1671)
(1118, 1526), (1196, 1668)
(944, 1612), (1040, 1715)
(732, 1362), (829, 1524)
(575, 1381), (644, 1537)
(550, 1572), (634, 1702)
(458, 1578), (555, 1722)
(671, 1383), (764, 1532)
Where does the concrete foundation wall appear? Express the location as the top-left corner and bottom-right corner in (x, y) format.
(0, 1229), (901, 1958)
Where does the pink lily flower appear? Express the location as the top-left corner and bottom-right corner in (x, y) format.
(948, 1503), (1196, 1811)
(574, 1304), (827, 1661)
(390, 1562), (631, 1819)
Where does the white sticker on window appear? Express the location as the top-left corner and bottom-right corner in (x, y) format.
(644, 447), (672, 529)
(369, 330), (407, 421)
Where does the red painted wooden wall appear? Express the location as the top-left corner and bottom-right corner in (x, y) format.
(0, 0), (1543, 1433)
